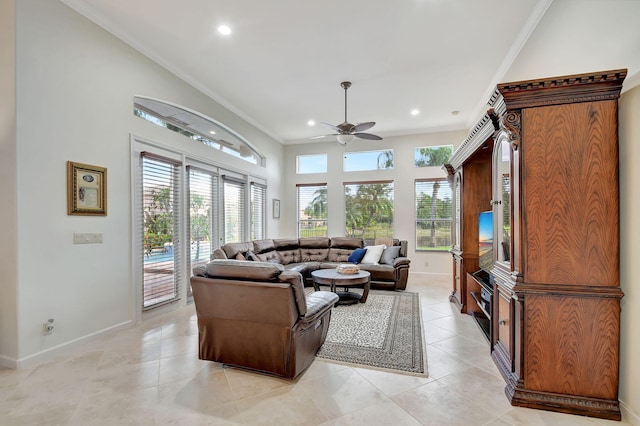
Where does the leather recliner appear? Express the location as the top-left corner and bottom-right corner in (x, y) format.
(191, 259), (339, 379)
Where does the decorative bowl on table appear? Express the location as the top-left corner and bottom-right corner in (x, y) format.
(336, 264), (360, 274)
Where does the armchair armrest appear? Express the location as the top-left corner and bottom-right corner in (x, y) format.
(299, 291), (338, 328)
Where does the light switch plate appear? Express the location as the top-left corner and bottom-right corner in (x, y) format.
(73, 233), (103, 244)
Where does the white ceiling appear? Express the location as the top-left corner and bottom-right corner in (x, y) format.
(59, 0), (640, 144)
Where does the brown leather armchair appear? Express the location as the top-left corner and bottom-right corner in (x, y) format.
(191, 260), (339, 379)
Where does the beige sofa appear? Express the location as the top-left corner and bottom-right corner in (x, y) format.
(211, 237), (411, 290)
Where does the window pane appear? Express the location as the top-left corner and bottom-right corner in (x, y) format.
(414, 145), (453, 167)
(142, 157), (181, 309)
(297, 184), (327, 237)
(344, 150), (394, 172)
(415, 179), (452, 251)
(297, 154), (327, 174)
(344, 182), (394, 243)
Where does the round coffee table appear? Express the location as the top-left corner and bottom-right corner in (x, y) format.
(311, 269), (370, 305)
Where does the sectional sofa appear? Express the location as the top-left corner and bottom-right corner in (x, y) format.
(211, 236), (411, 290)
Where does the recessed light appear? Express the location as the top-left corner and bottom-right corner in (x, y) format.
(410, 109), (420, 116)
(209, 130), (216, 135)
(217, 25), (231, 35)
(451, 110), (460, 115)
(307, 120), (316, 126)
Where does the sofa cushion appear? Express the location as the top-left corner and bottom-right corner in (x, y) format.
(277, 270), (307, 316)
(273, 238), (299, 250)
(205, 259), (284, 280)
(256, 250), (280, 263)
(278, 249), (301, 265)
(222, 242), (254, 259)
(253, 239), (276, 254)
(330, 237), (364, 249)
(380, 246), (402, 265)
(299, 237), (330, 249)
(347, 248), (367, 264)
(361, 244), (386, 264)
(327, 248), (353, 262)
(300, 248), (330, 262)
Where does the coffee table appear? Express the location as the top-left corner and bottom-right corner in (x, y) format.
(311, 269), (370, 305)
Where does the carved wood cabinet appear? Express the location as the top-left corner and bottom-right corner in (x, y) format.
(446, 69), (626, 420)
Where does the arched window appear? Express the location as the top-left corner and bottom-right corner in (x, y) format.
(134, 96), (265, 166)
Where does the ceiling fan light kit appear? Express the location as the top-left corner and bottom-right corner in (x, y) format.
(313, 81), (383, 144)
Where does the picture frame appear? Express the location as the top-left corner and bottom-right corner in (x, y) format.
(272, 198), (280, 219)
(67, 161), (107, 216)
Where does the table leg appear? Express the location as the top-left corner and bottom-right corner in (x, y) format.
(360, 280), (370, 303)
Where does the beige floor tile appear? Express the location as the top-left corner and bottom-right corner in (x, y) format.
(392, 380), (498, 425)
(352, 366), (434, 397)
(320, 399), (423, 425)
(295, 368), (390, 419)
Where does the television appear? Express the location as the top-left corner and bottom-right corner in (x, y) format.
(478, 210), (494, 272)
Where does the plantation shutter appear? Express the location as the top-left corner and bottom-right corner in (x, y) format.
(141, 153), (182, 310)
(222, 175), (247, 243)
(188, 166), (218, 270)
(250, 182), (266, 240)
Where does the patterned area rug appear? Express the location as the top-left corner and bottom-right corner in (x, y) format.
(316, 290), (427, 376)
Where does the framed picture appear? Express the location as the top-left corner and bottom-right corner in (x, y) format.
(67, 161), (107, 216)
(273, 199), (280, 219)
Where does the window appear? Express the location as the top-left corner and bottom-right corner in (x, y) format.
(188, 167), (217, 270)
(344, 181), (394, 243)
(250, 182), (266, 240)
(133, 96), (265, 166)
(415, 178), (452, 251)
(223, 176), (247, 244)
(296, 154), (327, 174)
(414, 145), (453, 167)
(297, 184), (328, 237)
(344, 150), (394, 172)
(141, 154), (182, 309)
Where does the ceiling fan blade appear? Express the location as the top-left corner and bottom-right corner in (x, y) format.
(354, 132), (383, 141)
(320, 122), (341, 132)
(353, 122), (375, 132)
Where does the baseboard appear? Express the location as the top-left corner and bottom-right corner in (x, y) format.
(0, 354), (17, 369)
(14, 320), (133, 369)
(621, 401), (640, 425)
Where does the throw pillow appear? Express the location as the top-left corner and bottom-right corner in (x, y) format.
(245, 250), (259, 261)
(361, 244), (386, 264)
(379, 246), (401, 264)
(347, 248), (367, 264)
(235, 252), (246, 260)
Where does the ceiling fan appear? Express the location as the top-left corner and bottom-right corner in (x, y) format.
(313, 81), (382, 145)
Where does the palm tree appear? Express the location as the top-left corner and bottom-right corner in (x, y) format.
(415, 146), (452, 167)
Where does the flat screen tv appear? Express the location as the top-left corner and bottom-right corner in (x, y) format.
(478, 210), (494, 272)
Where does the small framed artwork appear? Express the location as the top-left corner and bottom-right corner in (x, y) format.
(273, 199), (280, 219)
(67, 161), (107, 216)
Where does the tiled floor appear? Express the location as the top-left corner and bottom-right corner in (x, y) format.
(0, 275), (633, 425)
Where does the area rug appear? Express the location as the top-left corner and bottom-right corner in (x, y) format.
(316, 290), (427, 376)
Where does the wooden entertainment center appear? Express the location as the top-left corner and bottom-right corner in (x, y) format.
(445, 69), (626, 420)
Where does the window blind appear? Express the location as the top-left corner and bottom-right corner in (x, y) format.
(141, 155), (182, 310)
(415, 178), (452, 251)
(222, 176), (247, 243)
(250, 182), (266, 240)
(297, 183), (328, 238)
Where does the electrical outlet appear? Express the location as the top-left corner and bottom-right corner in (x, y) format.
(43, 318), (55, 335)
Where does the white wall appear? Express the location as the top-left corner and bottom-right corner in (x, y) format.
(7, 0), (283, 366)
(619, 83), (640, 423)
(0, 0), (18, 365)
(283, 130), (467, 275)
